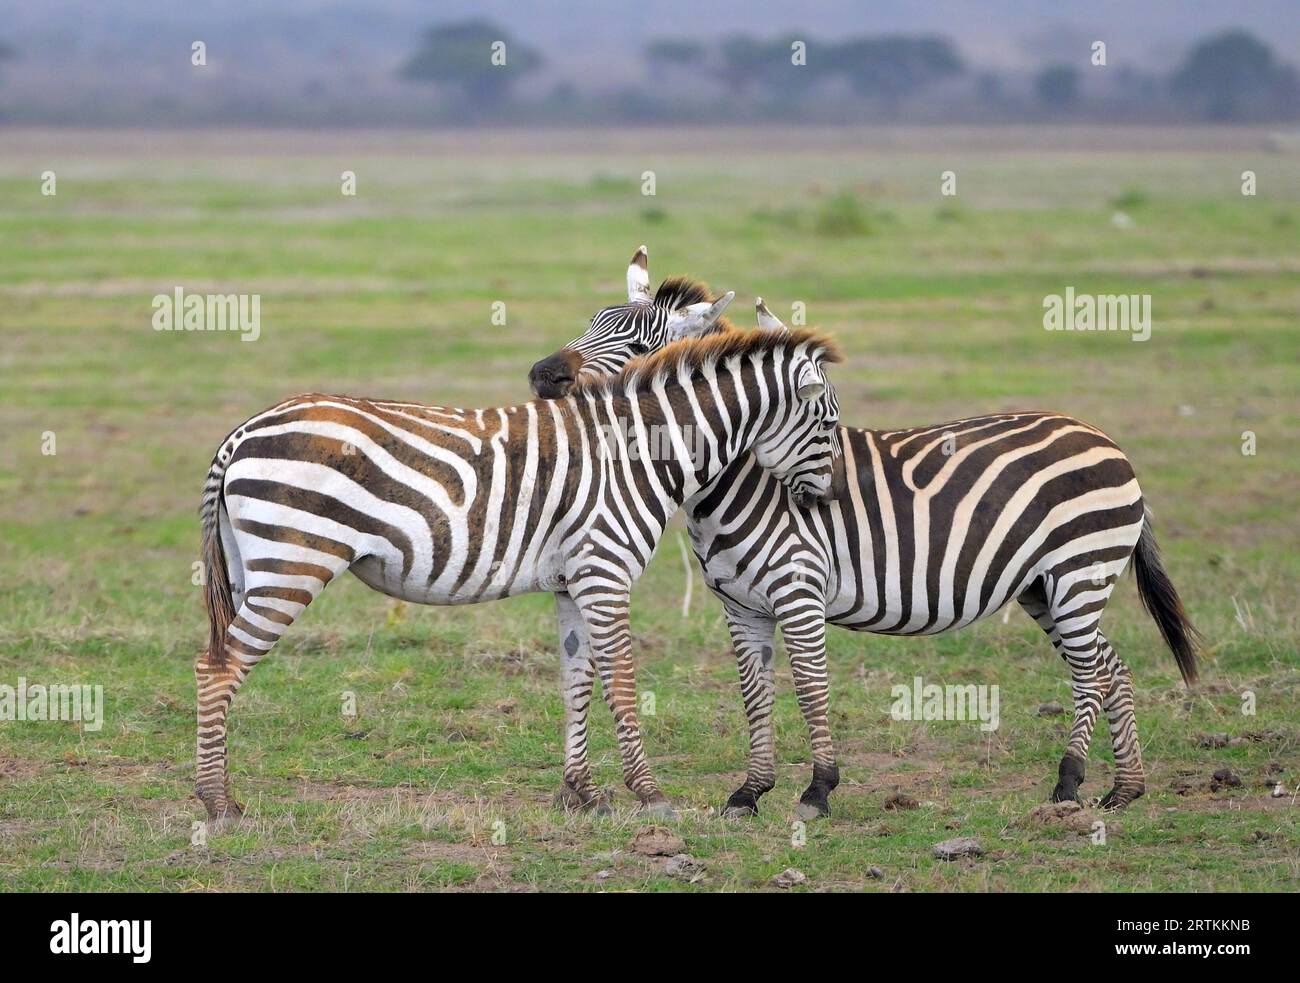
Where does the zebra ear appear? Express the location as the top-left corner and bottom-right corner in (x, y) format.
(627, 244), (651, 304)
(794, 358), (826, 400)
(665, 290), (735, 340)
(755, 297), (788, 333)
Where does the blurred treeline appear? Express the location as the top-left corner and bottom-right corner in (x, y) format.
(401, 22), (1295, 124)
(0, 20), (1296, 126)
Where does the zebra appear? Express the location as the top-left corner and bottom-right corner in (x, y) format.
(527, 248), (1201, 820)
(195, 322), (843, 828)
(528, 245), (738, 395)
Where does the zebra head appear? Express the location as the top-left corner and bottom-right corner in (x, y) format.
(750, 311), (844, 508)
(528, 245), (735, 398)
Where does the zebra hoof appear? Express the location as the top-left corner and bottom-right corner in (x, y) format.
(1050, 783), (1082, 805)
(1051, 756), (1086, 804)
(722, 791), (759, 818)
(196, 788), (243, 833)
(208, 812), (242, 834)
(643, 801), (679, 822)
(1099, 783), (1145, 811)
(795, 799), (829, 821)
(554, 784), (611, 816)
(206, 801), (244, 834)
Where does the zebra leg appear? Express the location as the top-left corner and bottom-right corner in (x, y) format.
(571, 589), (673, 818)
(552, 593), (611, 816)
(784, 610), (839, 820)
(196, 496), (348, 832)
(195, 587), (320, 829)
(1097, 631), (1147, 810)
(195, 652), (245, 829)
(1018, 580), (1111, 805)
(721, 607), (778, 818)
(1055, 638), (1109, 804)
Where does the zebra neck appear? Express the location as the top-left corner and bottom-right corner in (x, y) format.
(648, 370), (766, 502)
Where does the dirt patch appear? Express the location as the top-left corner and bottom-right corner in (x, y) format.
(882, 790), (919, 811)
(933, 837), (984, 861)
(1016, 801), (1101, 836)
(0, 819), (40, 840)
(291, 780), (465, 804)
(1160, 791), (1297, 814)
(92, 759), (174, 780)
(771, 867), (808, 888)
(0, 756), (42, 781)
(403, 838), (502, 865)
(630, 826), (686, 857)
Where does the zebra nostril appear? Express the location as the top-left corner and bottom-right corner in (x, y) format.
(529, 355), (579, 398)
(533, 373), (574, 399)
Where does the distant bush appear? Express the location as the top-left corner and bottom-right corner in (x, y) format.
(1111, 188), (1150, 210)
(814, 192), (871, 237)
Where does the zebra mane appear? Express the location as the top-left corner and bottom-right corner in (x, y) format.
(569, 327), (843, 399)
(652, 276), (714, 310)
(651, 275), (737, 335)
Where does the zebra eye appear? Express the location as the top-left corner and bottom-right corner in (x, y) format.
(629, 343), (649, 356)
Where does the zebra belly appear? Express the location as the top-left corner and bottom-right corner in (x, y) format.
(348, 553), (549, 605)
(693, 490), (1140, 636)
(687, 412), (1146, 642)
(826, 592), (1018, 636)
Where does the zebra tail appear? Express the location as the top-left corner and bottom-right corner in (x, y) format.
(1132, 505), (1201, 686)
(200, 460), (236, 670)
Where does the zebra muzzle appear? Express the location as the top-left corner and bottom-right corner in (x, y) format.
(529, 351), (582, 398)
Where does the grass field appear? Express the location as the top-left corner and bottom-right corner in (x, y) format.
(1, 126), (1298, 892)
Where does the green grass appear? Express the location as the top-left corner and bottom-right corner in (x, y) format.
(1, 127), (1298, 892)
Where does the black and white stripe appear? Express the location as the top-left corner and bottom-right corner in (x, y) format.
(529, 258), (1201, 818)
(196, 328), (842, 828)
